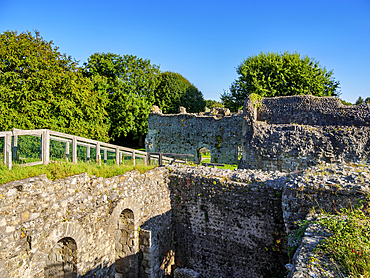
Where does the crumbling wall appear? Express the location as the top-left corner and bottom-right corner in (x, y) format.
(146, 95), (370, 171)
(239, 95), (370, 171)
(239, 122), (370, 172)
(0, 168), (173, 278)
(167, 165), (289, 278)
(146, 107), (243, 165)
(166, 164), (370, 278)
(1, 162), (369, 278)
(257, 95), (370, 126)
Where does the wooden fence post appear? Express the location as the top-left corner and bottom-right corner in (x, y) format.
(119, 152), (123, 165)
(5, 133), (12, 170)
(144, 153), (148, 166)
(159, 152), (163, 166)
(42, 130), (50, 165)
(87, 146), (90, 163)
(96, 143), (100, 164)
(72, 136), (77, 164)
(115, 147), (119, 165)
(132, 150), (136, 166)
(65, 141), (70, 161)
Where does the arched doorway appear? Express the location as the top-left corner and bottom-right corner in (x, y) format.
(197, 147), (212, 164)
(115, 209), (138, 278)
(44, 237), (77, 278)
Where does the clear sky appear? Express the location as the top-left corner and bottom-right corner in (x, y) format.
(1, 0), (369, 103)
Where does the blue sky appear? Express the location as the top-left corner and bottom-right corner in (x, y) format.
(1, 0), (369, 103)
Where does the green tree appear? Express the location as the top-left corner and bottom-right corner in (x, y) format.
(83, 53), (160, 141)
(340, 99), (352, 106)
(0, 30), (109, 141)
(221, 51), (340, 111)
(355, 96), (364, 105)
(205, 99), (223, 110)
(153, 71), (205, 113)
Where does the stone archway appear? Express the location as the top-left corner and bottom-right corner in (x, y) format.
(197, 146), (212, 164)
(27, 221), (88, 278)
(115, 209), (138, 278)
(44, 237), (77, 278)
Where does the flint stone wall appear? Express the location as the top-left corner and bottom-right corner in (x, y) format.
(146, 95), (370, 171)
(1, 162), (369, 277)
(146, 108), (243, 165)
(257, 95), (370, 126)
(166, 163), (370, 278)
(0, 168), (173, 278)
(167, 165), (288, 278)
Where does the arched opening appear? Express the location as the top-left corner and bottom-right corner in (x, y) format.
(197, 147), (211, 164)
(115, 209), (138, 277)
(44, 237), (77, 278)
(237, 145), (243, 161)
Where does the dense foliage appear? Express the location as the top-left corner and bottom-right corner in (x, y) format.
(221, 52), (340, 111)
(83, 53), (160, 141)
(153, 71), (205, 113)
(355, 96), (370, 105)
(0, 31), (109, 141)
(205, 99), (223, 110)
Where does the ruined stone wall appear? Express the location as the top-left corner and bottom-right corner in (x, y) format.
(240, 122), (370, 172)
(146, 95), (370, 171)
(257, 95), (370, 126)
(1, 162), (369, 278)
(146, 108), (243, 165)
(0, 168), (173, 278)
(167, 165), (289, 278)
(166, 163), (370, 278)
(240, 95), (370, 171)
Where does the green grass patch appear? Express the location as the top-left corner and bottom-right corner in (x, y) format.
(0, 161), (155, 185)
(315, 205), (370, 277)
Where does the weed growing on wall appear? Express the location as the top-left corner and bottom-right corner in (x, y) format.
(286, 220), (310, 262)
(316, 204), (370, 277)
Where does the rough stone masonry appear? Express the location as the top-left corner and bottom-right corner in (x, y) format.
(1, 162), (369, 277)
(146, 95), (370, 171)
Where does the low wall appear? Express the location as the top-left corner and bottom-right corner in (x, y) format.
(0, 168), (172, 278)
(1, 162), (369, 278)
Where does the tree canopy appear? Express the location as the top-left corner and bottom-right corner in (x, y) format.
(153, 71), (205, 114)
(0, 30), (109, 141)
(205, 99), (223, 110)
(221, 52), (340, 111)
(354, 96), (370, 105)
(83, 52), (160, 141)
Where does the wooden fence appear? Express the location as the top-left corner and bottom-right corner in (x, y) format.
(0, 129), (185, 170)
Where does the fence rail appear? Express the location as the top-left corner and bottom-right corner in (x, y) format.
(0, 129), (186, 170)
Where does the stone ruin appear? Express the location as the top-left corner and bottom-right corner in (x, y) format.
(146, 94), (370, 171)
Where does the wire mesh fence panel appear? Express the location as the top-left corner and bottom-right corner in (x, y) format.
(76, 145), (87, 163)
(17, 135), (42, 164)
(50, 140), (68, 161)
(103, 150), (114, 165)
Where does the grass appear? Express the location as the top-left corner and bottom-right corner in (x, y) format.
(315, 204), (370, 277)
(199, 151), (238, 170)
(0, 161), (156, 185)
